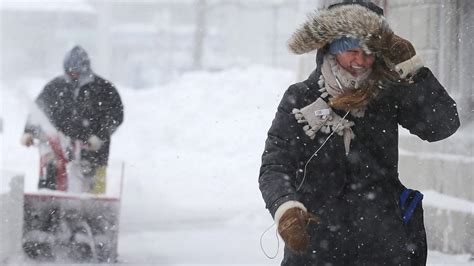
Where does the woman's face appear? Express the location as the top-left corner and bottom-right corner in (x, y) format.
(335, 48), (375, 77)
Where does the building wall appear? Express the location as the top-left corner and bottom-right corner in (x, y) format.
(458, 0), (474, 126)
(87, 0), (319, 88)
(2, 1), (319, 88)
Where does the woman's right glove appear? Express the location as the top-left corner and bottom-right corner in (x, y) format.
(277, 207), (320, 254)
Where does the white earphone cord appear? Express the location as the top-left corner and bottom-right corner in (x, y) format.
(259, 222), (279, 259)
(297, 110), (350, 191)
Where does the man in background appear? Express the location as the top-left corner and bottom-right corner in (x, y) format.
(21, 45), (124, 194)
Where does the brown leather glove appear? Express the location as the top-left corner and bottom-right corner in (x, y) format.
(371, 32), (421, 83)
(380, 33), (416, 66)
(277, 207), (320, 254)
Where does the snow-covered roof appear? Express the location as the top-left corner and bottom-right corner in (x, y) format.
(0, 0), (96, 13)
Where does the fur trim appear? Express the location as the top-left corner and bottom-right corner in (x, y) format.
(288, 4), (391, 54)
(395, 55), (424, 78)
(274, 201), (307, 225)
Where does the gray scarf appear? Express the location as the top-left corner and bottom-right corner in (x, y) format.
(292, 55), (372, 155)
(321, 54), (372, 98)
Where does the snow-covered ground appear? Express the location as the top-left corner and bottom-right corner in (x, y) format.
(1, 66), (472, 265)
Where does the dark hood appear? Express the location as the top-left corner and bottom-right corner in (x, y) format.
(328, 1), (384, 16)
(63, 45), (91, 75)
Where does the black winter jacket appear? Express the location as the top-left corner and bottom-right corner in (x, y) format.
(26, 74), (123, 166)
(259, 66), (460, 265)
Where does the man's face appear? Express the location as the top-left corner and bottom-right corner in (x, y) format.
(335, 48), (375, 77)
(67, 70), (80, 80)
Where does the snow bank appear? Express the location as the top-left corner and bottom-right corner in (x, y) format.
(113, 65), (295, 225)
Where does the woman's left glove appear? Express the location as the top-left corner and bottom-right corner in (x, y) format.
(277, 207), (320, 254)
(372, 32), (424, 82)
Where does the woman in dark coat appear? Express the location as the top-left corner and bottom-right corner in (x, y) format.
(22, 45), (123, 193)
(259, 3), (459, 265)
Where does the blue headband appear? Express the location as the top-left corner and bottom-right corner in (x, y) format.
(329, 37), (361, 55)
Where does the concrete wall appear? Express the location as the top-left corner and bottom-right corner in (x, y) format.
(424, 204), (474, 254)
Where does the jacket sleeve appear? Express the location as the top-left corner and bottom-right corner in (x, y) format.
(394, 67), (460, 142)
(96, 82), (124, 140)
(259, 84), (305, 217)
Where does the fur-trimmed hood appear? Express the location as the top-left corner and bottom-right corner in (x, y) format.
(288, 4), (392, 55)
